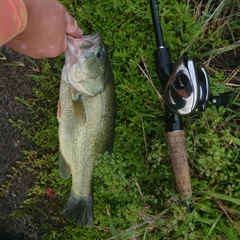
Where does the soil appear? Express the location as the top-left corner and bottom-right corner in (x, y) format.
(0, 46), (39, 240)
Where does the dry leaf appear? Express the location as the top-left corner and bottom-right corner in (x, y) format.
(46, 187), (57, 201)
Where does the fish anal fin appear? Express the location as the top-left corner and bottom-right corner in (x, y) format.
(63, 194), (94, 228)
(58, 151), (71, 179)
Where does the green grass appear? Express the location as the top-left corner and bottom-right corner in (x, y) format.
(1, 0), (240, 239)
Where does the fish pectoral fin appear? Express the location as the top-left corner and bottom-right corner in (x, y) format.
(71, 90), (86, 123)
(63, 194), (94, 228)
(58, 151), (71, 179)
(80, 77), (104, 96)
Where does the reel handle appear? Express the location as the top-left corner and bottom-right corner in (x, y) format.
(166, 130), (192, 197)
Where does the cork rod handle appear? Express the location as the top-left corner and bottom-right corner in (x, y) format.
(166, 130), (192, 197)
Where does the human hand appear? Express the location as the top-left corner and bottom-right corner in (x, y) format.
(6, 0), (83, 59)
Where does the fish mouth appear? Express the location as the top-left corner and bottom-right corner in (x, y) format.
(67, 33), (101, 59)
(65, 33), (103, 93)
(81, 33), (101, 46)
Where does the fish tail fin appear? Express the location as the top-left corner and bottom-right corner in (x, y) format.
(63, 194), (94, 228)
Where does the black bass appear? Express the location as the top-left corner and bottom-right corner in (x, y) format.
(57, 33), (116, 228)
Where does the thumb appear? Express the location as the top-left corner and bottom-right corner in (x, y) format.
(65, 12), (83, 38)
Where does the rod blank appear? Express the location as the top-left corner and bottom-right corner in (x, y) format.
(149, 0), (165, 48)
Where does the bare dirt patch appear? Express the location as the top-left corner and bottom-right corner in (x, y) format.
(0, 46), (39, 240)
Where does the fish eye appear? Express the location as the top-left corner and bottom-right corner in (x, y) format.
(96, 50), (105, 60)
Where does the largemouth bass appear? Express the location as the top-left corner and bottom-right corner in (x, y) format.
(57, 33), (116, 228)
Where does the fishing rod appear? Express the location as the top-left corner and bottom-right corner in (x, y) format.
(149, 0), (197, 211)
(149, 0), (229, 211)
